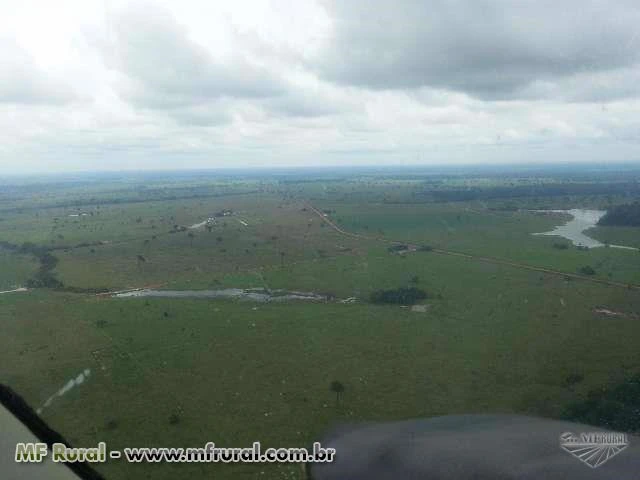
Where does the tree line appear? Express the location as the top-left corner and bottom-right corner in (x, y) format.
(423, 183), (640, 202)
(598, 202), (640, 226)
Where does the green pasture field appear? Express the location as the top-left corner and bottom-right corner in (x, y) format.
(587, 225), (640, 249)
(1, 170), (640, 479)
(49, 196), (364, 290)
(313, 201), (640, 285)
(2, 258), (640, 479)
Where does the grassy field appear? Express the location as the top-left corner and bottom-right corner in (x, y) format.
(1, 169), (640, 479)
(311, 201), (640, 285)
(587, 225), (640, 249)
(0, 249), (37, 290)
(3, 275), (640, 479)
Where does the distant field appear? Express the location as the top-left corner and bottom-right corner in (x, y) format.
(314, 201), (640, 285)
(50, 196), (364, 290)
(1, 170), (640, 479)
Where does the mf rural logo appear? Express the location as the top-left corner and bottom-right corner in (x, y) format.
(559, 431), (628, 468)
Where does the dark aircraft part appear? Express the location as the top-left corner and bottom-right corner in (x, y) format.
(310, 414), (640, 479)
(0, 383), (104, 480)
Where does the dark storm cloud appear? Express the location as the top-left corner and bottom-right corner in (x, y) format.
(110, 6), (285, 110)
(0, 39), (77, 105)
(316, 0), (640, 100)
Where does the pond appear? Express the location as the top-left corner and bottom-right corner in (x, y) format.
(533, 209), (637, 250)
(114, 288), (329, 302)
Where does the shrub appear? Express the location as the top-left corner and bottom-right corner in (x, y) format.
(565, 372), (584, 387)
(562, 373), (640, 433)
(579, 265), (596, 275)
(370, 287), (427, 305)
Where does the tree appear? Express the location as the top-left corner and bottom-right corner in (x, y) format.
(330, 380), (345, 406)
(370, 287), (427, 305)
(579, 265), (596, 276)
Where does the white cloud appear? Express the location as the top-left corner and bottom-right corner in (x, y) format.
(0, 38), (79, 104)
(0, 0), (639, 173)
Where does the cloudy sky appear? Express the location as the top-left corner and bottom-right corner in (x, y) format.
(1, 0), (640, 173)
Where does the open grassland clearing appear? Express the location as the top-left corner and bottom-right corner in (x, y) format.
(51, 197), (365, 291)
(2, 258), (640, 479)
(0, 192), (365, 290)
(312, 201), (640, 285)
